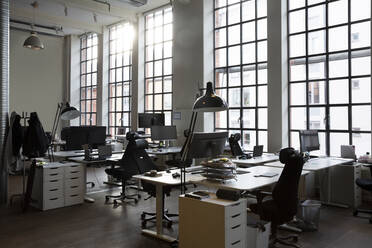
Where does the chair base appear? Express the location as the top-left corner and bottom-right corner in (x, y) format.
(270, 234), (300, 248)
(141, 209), (178, 228)
(353, 208), (372, 224)
(105, 192), (140, 206)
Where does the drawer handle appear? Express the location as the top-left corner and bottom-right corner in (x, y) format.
(49, 180), (58, 182)
(71, 186), (79, 189)
(49, 188), (58, 192)
(70, 165), (78, 168)
(231, 213), (241, 218)
(70, 177), (79, 180)
(231, 202), (241, 207)
(70, 194), (79, 197)
(49, 167), (59, 170)
(231, 240), (241, 245)
(49, 173), (58, 176)
(70, 171), (79, 174)
(231, 224), (241, 230)
(49, 198), (58, 201)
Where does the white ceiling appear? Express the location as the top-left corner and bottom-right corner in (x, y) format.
(10, 0), (170, 36)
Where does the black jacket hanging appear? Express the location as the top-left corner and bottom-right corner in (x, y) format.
(22, 112), (49, 158)
(12, 114), (24, 156)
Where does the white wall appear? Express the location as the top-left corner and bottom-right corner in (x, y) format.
(10, 29), (65, 132)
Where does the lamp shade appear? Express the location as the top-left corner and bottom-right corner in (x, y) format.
(60, 103), (80, 120)
(23, 32), (44, 50)
(193, 82), (228, 112)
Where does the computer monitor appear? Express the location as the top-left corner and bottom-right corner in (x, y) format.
(299, 130), (320, 153)
(61, 126), (106, 150)
(151, 126), (177, 141)
(138, 113), (165, 128)
(187, 132), (228, 159)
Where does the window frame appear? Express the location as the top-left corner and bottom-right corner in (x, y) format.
(213, 0), (268, 151)
(108, 23), (133, 136)
(287, 0), (371, 156)
(144, 6), (174, 125)
(80, 33), (98, 126)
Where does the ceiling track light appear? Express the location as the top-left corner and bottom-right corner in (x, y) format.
(23, 1), (44, 50)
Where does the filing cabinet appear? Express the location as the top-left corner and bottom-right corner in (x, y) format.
(31, 162), (86, 210)
(179, 194), (247, 248)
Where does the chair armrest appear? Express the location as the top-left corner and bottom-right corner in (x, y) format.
(255, 191), (272, 205)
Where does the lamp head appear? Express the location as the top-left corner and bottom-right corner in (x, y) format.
(23, 31), (45, 50)
(193, 82), (228, 112)
(60, 103), (80, 120)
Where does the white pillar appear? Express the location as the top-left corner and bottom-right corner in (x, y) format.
(267, 0), (288, 152)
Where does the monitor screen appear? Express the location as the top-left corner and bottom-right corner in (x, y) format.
(61, 126), (106, 150)
(187, 132), (228, 159)
(151, 126), (177, 141)
(299, 130), (320, 153)
(138, 113), (165, 128)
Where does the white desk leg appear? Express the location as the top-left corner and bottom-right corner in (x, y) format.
(141, 183), (176, 243)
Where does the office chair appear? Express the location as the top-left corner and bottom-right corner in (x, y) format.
(104, 132), (142, 206)
(165, 129), (192, 168)
(249, 147), (305, 248)
(354, 164), (372, 224)
(128, 136), (177, 228)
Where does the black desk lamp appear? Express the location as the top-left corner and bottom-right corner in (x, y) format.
(180, 82), (228, 193)
(51, 102), (80, 142)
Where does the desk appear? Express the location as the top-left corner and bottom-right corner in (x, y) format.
(231, 153), (279, 167)
(53, 149), (124, 160)
(133, 166), (308, 243)
(191, 166), (309, 191)
(264, 157), (354, 171)
(133, 169), (203, 243)
(264, 157), (354, 207)
(68, 153), (124, 164)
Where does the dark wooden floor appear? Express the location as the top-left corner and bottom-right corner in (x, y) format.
(1, 168), (372, 248)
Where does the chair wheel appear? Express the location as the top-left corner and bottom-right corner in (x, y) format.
(369, 218), (372, 224)
(137, 194), (141, 199)
(141, 221), (146, 228)
(141, 213), (146, 220)
(105, 197), (109, 203)
(134, 199), (138, 204)
(353, 210), (358, 216)
(293, 236), (298, 242)
(113, 200), (118, 205)
(91, 183), (95, 187)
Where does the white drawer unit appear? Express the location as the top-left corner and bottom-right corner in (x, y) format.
(31, 162), (86, 211)
(179, 194), (247, 248)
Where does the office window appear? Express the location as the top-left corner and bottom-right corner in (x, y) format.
(288, 0), (371, 156)
(144, 7), (173, 125)
(214, 0), (268, 151)
(80, 33), (98, 125)
(108, 23), (134, 136)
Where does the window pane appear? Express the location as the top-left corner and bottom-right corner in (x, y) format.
(290, 83), (306, 105)
(329, 79), (349, 104)
(289, 10), (305, 34)
(228, 88), (241, 107)
(351, 0), (371, 22)
(308, 5), (325, 30)
(290, 107), (306, 130)
(330, 133), (349, 157)
(330, 107), (348, 130)
(243, 87), (256, 107)
(243, 131), (256, 151)
(353, 133), (371, 157)
(243, 109), (255, 128)
(309, 107), (325, 129)
(351, 22), (371, 49)
(290, 34), (306, 57)
(352, 106), (371, 131)
(352, 77), (371, 103)
(328, 0), (348, 26)
(228, 46), (241, 66)
(329, 26), (348, 52)
(229, 109), (240, 128)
